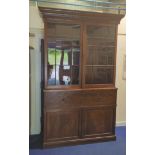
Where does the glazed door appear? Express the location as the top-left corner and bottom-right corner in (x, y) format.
(45, 22), (82, 89)
(84, 24), (117, 87)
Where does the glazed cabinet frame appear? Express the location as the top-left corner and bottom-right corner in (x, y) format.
(43, 19), (119, 90)
(44, 20), (84, 89)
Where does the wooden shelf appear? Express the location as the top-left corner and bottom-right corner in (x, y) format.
(85, 65), (114, 67)
(47, 35), (80, 39)
(88, 45), (115, 47)
(88, 36), (115, 40)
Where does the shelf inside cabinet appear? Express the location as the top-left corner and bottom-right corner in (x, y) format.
(88, 45), (115, 48)
(47, 35), (80, 39)
(85, 65), (115, 67)
(48, 41), (80, 49)
(88, 36), (115, 40)
(88, 40), (115, 46)
(85, 66), (114, 84)
(86, 50), (115, 66)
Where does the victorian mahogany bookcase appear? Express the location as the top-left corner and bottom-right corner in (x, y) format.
(39, 7), (124, 148)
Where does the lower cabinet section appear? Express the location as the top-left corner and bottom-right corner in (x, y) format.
(43, 88), (117, 148)
(43, 106), (116, 147)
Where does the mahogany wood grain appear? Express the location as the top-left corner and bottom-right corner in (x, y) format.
(43, 134), (116, 148)
(45, 109), (80, 141)
(44, 88), (117, 109)
(113, 25), (118, 85)
(38, 7), (124, 148)
(39, 7), (124, 25)
(43, 88), (117, 147)
(81, 106), (115, 137)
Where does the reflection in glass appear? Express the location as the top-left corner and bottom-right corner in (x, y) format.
(47, 23), (80, 86)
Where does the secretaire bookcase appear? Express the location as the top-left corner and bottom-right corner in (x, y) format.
(39, 7), (124, 148)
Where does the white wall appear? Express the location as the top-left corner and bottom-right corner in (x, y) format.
(29, 1), (44, 29)
(29, 2), (44, 134)
(29, 29), (43, 135)
(116, 17), (126, 126)
(29, 3), (126, 134)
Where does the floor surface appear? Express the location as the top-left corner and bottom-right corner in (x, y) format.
(29, 126), (126, 155)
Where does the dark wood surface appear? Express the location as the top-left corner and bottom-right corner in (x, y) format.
(38, 7), (124, 148)
(39, 7), (124, 25)
(81, 106), (115, 137)
(45, 109), (79, 142)
(41, 7), (124, 89)
(44, 134), (116, 148)
(44, 88), (117, 109)
(43, 88), (117, 147)
(41, 39), (44, 136)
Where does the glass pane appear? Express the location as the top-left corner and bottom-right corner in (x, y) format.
(72, 66), (80, 84)
(47, 23), (80, 86)
(85, 66), (114, 84)
(85, 25), (115, 85)
(87, 47), (115, 65)
(87, 25), (115, 40)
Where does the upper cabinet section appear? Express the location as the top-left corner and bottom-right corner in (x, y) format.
(39, 7), (124, 89)
(31, 0), (126, 15)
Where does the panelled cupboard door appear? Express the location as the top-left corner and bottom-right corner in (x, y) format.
(81, 106), (115, 138)
(45, 109), (80, 141)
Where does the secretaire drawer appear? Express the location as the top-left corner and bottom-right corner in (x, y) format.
(44, 88), (117, 109)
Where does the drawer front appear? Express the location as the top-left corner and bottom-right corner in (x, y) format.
(44, 88), (117, 109)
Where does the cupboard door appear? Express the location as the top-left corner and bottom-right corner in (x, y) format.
(85, 25), (116, 86)
(45, 109), (80, 141)
(82, 106), (115, 138)
(47, 23), (81, 87)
